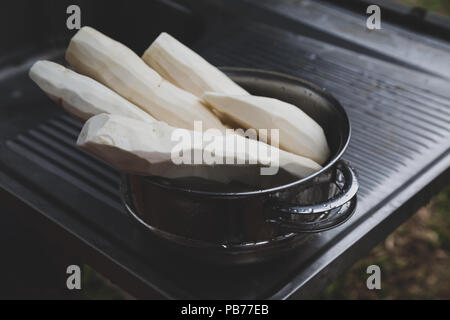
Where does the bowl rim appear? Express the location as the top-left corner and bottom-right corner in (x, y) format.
(135, 68), (352, 198)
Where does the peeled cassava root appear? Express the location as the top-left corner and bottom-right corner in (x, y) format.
(66, 27), (225, 131)
(77, 114), (322, 184)
(29, 60), (156, 123)
(29, 26), (327, 183)
(203, 93), (330, 165)
(142, 32), (248, 97)
(143, 32), (330, 164)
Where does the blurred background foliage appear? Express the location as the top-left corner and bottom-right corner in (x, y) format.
(394, 0), (450, 16)
(321, 186), (450, 299)
(82, 0), (450, 300)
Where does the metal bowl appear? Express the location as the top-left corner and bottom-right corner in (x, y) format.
(121, 68), (358, 264)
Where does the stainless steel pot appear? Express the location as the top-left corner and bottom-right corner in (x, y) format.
(121, 69), (358, 264)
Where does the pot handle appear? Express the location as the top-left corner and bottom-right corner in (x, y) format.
(268, 160), (359, 233)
